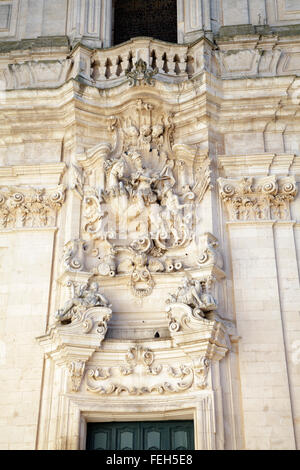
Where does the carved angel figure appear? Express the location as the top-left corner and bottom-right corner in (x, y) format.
(55, 281), (110, 323)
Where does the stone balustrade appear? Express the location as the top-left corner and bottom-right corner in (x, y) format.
(71, 37), (205, 87)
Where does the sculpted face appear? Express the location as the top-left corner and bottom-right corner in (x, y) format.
(135, 156), (142, 168)
(90, 282), (99, 292)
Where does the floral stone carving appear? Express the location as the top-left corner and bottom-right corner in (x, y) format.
(86, 345), (194, 396)
(0, 185), (66, 229)
(218, 175), (297, 221)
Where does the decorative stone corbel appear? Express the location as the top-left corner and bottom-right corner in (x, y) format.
(194, 356), (211, 389)
(68, 360), (86, 392)
(166, 301), (229, 357)
(37, 305), (112, 393)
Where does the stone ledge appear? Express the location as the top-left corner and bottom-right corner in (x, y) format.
(0, 36), (70, 53)
(216, 24), (300, 41)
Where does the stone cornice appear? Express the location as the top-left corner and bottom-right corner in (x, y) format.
(218, 154), (300, 176)
(0, 162), (66, 185)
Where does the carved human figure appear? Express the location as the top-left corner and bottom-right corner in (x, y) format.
(105, 158), (127, 197)
(167, 276), (216, 313)
(139, 124), (152, 147)
(193, 280), (217, 312)
(130, 152), (158, 208)
(160, 187), (187, 244)
(151, 117), (164, 147)
(55, 281), (110, 322)
(168, 276), (203, 309)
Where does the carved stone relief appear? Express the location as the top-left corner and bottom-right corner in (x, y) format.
(62, 100), (216, 298)
(55, 280), (111, 323)
(125, 58), (158, 87)
(218, 176), (297, 221)
(166, 275), (217, 325)
(86, 344), (199, 396)
(2, 59), (73, 90)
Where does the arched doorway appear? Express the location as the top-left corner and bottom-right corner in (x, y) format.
(113, 0), (178, 45)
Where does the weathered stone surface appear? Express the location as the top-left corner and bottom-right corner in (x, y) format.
(0, 1), (299, 453)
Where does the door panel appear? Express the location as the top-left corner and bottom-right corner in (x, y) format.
(86, 420), (194, 450)
(116, 424), (138, 450)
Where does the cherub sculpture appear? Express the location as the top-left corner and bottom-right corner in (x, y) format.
(55, 281), (111, 323)
(166, 276), (217, 316)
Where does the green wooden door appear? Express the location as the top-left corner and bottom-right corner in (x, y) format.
(86, 421), (194, 450)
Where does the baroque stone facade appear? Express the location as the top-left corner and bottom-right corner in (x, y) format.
(0, 0), (300, 451)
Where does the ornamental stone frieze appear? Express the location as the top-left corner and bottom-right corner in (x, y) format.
(84, 335), (228, 396)
(85, 350), (195, 396)
(0, 185), (66, 229)
(218, 176), (297, 221)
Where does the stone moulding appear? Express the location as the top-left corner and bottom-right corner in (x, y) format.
(218, 175), (297, 221)
(217, 153), (300, 177)
(0, 184), (66, 229)
(2, 33), (300, 92)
